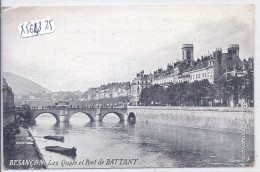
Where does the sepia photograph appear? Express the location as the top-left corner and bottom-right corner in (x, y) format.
(1, 2), (256, 171)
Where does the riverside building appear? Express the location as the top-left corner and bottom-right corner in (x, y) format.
(130, 71), (153, 106)
(130, 44), (253, 105)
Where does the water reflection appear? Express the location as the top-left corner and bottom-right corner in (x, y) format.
(84, 122), (97, 128)
(30, 115), (254, 168)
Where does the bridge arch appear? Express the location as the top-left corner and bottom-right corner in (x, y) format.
(68, 112), (95, 122)
(34, 112), (60, 122)
(100, 112), (124, 122)
(128, 112), (136, 123)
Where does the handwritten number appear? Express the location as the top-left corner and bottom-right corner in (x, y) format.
(45, 20), (49, 30)
(33, 22), (41, 35)
(44, 19), (53, 31)
(19, 19), (54, 37)
(49, 19), (53, 30)
(33, 23), (38, 34)
(38, 21), (42, 33)
(30, 23), (34, 33)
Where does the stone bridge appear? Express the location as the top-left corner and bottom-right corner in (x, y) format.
(16, 105), (254, 134)
(16, 106), (136, 124)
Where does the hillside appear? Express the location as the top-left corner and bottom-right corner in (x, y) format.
(3, 72), (51, 95)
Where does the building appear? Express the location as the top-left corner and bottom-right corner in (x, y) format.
(152, 44), (195, 85)
(152, 44), (245, 85)
(130, 44), (250, 105)
(3, 78), (16, 127)
(153, 62), (188, 86)
(84, 82), (131, 101)
(182, 44), (194, 62)
(130, 70), (153, 106)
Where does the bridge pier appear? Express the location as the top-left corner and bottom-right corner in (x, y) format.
(60, 110), (69, 122)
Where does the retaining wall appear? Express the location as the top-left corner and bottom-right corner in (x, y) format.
(127, 106), (254, 134)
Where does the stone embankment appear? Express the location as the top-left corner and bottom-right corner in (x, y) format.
(3, 125), (47, 169)
(127, 106), (254, 135)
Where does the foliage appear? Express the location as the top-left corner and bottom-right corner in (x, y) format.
(140, 85), (167, 106)
(139, 76), (254, 107)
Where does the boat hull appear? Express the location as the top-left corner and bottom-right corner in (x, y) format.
(43, 136), (64, 142)
(45, 146), (77, 157)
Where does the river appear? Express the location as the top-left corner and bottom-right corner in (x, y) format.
(30, 112), (254, 168)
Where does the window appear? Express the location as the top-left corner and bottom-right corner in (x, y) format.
(187, 51), (191, 60)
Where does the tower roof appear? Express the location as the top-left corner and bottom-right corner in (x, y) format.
(228, 44), (239, 49)
(182, 44), (193, 48)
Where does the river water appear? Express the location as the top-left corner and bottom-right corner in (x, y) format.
(30, 113), (254, 169)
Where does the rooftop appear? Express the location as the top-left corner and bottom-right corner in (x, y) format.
(228, 44), (239, 48)
(182, 44), (193, 48)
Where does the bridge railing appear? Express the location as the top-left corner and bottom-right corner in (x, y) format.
(29, 104), (127, 110)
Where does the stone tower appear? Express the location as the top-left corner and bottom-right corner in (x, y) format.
(228, 44), (239, 57)
(182, 44), (194, 63)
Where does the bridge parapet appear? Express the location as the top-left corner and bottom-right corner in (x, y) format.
(16, 106), (130, 123)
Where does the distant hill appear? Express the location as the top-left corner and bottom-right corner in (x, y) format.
(3, 72), (51, 95)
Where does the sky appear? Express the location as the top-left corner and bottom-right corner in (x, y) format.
(2, 5), (254, 92)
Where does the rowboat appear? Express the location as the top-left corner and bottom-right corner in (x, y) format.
(43, 135), (64, 142)
(45, 146), (77, 157)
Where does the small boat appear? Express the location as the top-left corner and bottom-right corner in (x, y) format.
(43, 136), (64, 142)
(45, 146), (77, 157)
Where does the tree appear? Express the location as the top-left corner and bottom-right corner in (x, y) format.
(227, 76), (244, 107)
(215, 79), (230, 106)
(171, 82), (188, 106)
(167, 84), (178, 106)
(150, 85), (166, 105)
(140, 76), (252, 107)
(140, 87), (151, 106)
(241, 73), (254, 107)
(206, 84), (216, 106)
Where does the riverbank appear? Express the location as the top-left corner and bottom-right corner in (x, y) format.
(3, 124), (47, 169)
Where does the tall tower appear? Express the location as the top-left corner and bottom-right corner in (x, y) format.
(182, 44), (194, 63)
(228, 44), (239, 57)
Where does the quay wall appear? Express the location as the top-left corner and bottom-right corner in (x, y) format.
(127, 106), (254, 135)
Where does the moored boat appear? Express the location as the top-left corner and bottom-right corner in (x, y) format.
(43, 135), (64, 142)
(45, 146), (77, 157)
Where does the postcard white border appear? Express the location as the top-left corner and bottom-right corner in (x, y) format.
(1, 0), (259, 172)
